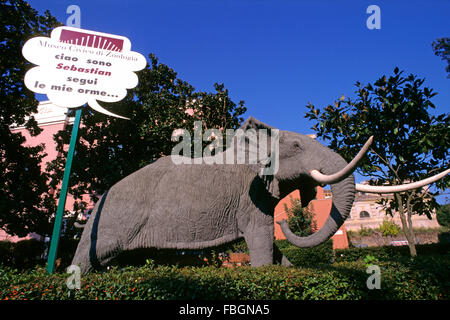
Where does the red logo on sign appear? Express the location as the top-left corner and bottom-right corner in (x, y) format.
(59, 29), (124, 52)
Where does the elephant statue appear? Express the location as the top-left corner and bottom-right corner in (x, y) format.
(72, 117), (448, 273)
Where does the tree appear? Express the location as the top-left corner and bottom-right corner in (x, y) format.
(284, 196), (317, 237)
(47, 54), (246, 214)
(436, 203), (450, 228)
(432, 37), (450, 77)
(305, 67), (449, 257)
(0, 0), (60, 237)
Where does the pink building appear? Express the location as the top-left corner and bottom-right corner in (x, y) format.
(1, 101), (80, 242)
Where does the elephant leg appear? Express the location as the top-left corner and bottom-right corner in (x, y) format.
(71, 241), (94, 274)
(73, 233), (122, 273)
(91, 236), (122, 268)
(244, 224), (274, 267)
(72, 216), (122, 273)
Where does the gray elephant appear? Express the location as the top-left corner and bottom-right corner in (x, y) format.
(72, 117), (448, 273)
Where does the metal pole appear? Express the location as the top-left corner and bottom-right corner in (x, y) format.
(46, 107), (82, 274)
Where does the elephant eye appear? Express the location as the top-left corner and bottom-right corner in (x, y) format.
(293, 142), (301, 149)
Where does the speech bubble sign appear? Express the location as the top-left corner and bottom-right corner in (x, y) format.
(22, 26), (147, 119)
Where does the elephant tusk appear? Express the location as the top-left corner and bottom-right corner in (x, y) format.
(355, 169), (450, 193)
(310, 136), (373, 185)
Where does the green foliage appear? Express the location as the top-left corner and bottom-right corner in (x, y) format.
(0, 0), (60, 237)
(277, 240), (334, 267)
(305, 67), (449, 206)
(437, 204), (450, 228)
(335, 242), (450, 263)
(273, 239), (292, 250)
(432, 37), (450, 77)
(0, 237), (80, 272)
(0, 240), (45, 269)
(0, 241), (14, 266)
(284, 197), (316, 237)
(1, 253), (449, 300)
(111, 238), (334, 270)
(224, 238), (248, 253)
(55, 238), (80, 271)
(111, 238), (249, 269)
(363, 254), (379, 267)
(305, 67), (449, 257)
(358, 226), (375, 237)
(411, 226), (449, 234)
(379, 219), (402, 237)
(280, 196), (326, 267)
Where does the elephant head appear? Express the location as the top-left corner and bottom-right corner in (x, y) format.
(240, 117), (449, 248)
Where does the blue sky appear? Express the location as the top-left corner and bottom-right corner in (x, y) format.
(28, 0), (449, 201)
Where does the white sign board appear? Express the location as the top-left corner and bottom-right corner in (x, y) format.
(22, 26), (147, 119)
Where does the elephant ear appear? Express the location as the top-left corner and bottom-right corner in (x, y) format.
(236, 117), (281, 198)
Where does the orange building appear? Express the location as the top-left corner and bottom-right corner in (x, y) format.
(274, 188), (349, 249)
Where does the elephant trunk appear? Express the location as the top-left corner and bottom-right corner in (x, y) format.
(277, 157), (355, 248)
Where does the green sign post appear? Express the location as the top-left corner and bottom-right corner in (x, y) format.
(45, 6), (82, 275)
(46, 108), (82, 274)
(22, 7), (146, 274)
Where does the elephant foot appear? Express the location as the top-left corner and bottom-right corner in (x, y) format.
(72, 237), (120, 274)
(280, 255), (293, 267)
(273, 243), (293, 267)
(71, 250), (94, 274)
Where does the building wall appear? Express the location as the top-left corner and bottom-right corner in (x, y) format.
(274, 188), (349, 249)
(1, 101), (81, 242)
(345, 192), (440, 231)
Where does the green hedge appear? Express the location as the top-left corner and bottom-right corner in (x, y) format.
(0, 239), (80, 271)
(1, 255), (449, 300)
(111, 239), (334, 268)
(335, 242), (450, 263)
(276, 240), (334, 266)
(0, 240), (46, 269)
(0, 241), (14, 266)
(1, 237), (334, 271)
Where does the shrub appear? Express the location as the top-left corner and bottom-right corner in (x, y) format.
(55, 238), (81, 271)
(335, 245), (401, 263)
(0, 241), (14, 267)
(1, 255), (449, 300)
(359, 226), (375, 237)
(437, 204), (450, 228)
(363, 254), (379, 267)
(438, 231), (450, 244)
(379, 219), (401, 237)
(335, 242), (450, 263)
(274, 239), (291, 250)
(14, 239), (46, 269)
(0, 240), (46, 270)
(112, 238), (250, 269)
(276, 240), (334, 267)
(284, 197), (316, 237)
(223, 238), (248, 254)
